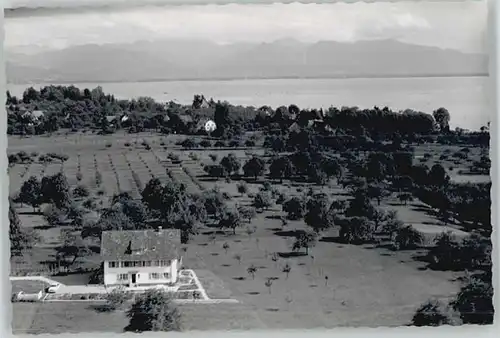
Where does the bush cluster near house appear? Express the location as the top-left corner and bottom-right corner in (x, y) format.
(8, 86), (493, 331)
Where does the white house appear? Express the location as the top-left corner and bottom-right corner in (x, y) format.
(100, 228), (182, 287)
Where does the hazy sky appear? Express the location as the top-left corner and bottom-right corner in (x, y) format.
(5, 1), (488, 53)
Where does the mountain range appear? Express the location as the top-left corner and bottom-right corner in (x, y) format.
(6, 39), (488, 84)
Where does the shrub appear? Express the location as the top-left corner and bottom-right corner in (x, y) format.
(73, 185), (90, 198)
(428, 232), (461, 269)
(105, 143), (112, 148)
(105, 286), (133, 310)
(189, 153), (199, 161)
(199, 140), (211, 148)
(43, 204), (64, 226)
(338, 216), (375, 244)
(261, 181), (272, 191)
(8, 153), (20, 164)
(209, 154), (218, 162)
(83, 198), (98, 210)
(411, 300), (451, 326)
(238, 206), (257, 223)
(38, 154), (52, 163)
(392, 225), (424, 250)
(253, 191), (273, 211)
(204, 164), (227, 178)
(229, 140), (240, 148)
(95, 171), (103, 186)
(47, 153), (69, 162)
(283, 197), (305, 220)
(275, 192), (286, 205)
(17, 151), (31, 162)
(181, 138), (197, 149)
(237, 181), (248, 196)
(451, 276), (494, 325)
(124, 142), (131, 147)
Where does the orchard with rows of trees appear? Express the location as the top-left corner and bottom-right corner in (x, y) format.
(8, 85), (493, 329)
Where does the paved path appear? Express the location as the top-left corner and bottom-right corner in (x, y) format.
(10, 276), (60, 285)
(187, 269), (209, 300)
(10, 269), (239, 304)
(43, 298), (240, 304)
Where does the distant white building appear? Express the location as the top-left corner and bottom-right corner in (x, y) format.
(100, 228), (182, 287)
(200, 96), (211, 109)
(120, 114), (130, 123)
(203, 120), (217, 133)
(22, 110), (45, 126)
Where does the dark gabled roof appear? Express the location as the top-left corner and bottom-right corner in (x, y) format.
(101, 229), (181, 261)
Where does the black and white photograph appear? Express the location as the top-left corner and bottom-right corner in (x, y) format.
(5, 0), (494, 334)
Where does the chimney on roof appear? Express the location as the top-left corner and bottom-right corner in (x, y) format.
(125, 240), (132, 255)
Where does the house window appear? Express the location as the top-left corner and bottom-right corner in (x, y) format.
(163, 273), (170, 279)
(108, 261), (117, 268)
(144, 261), (152, 267)
(117, 273), (128, 281)
(149, 273), (161, 280)
(123, 261), (133, 268)
(153, 260), (160, 267)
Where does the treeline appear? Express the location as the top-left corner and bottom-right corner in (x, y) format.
(6, 86), (490, 146)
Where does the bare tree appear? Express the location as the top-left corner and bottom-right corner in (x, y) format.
(282, 263), (291, 279)
(265, 278), (273, 294)
(247, 264), (257, 279)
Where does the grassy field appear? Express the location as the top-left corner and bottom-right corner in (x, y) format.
(9, 131), (488, 332)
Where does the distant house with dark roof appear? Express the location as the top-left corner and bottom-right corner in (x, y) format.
(105, 115), (118, 124)
(199, 96), (212, 109)
(178, 114), (193, 124)
(289, 122), (301, 133)
(100, 228), (182, 287)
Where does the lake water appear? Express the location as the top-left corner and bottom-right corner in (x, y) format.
(8, 76), (491, 131)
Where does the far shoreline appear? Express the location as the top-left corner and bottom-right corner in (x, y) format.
(6, 73), (489, 86)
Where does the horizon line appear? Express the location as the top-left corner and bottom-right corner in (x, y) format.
(6, 73), (490, 87)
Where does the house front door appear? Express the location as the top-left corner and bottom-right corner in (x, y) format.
(131, 273), (137, 284)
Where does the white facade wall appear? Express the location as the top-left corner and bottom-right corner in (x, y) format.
(103, 259), (179, 286)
